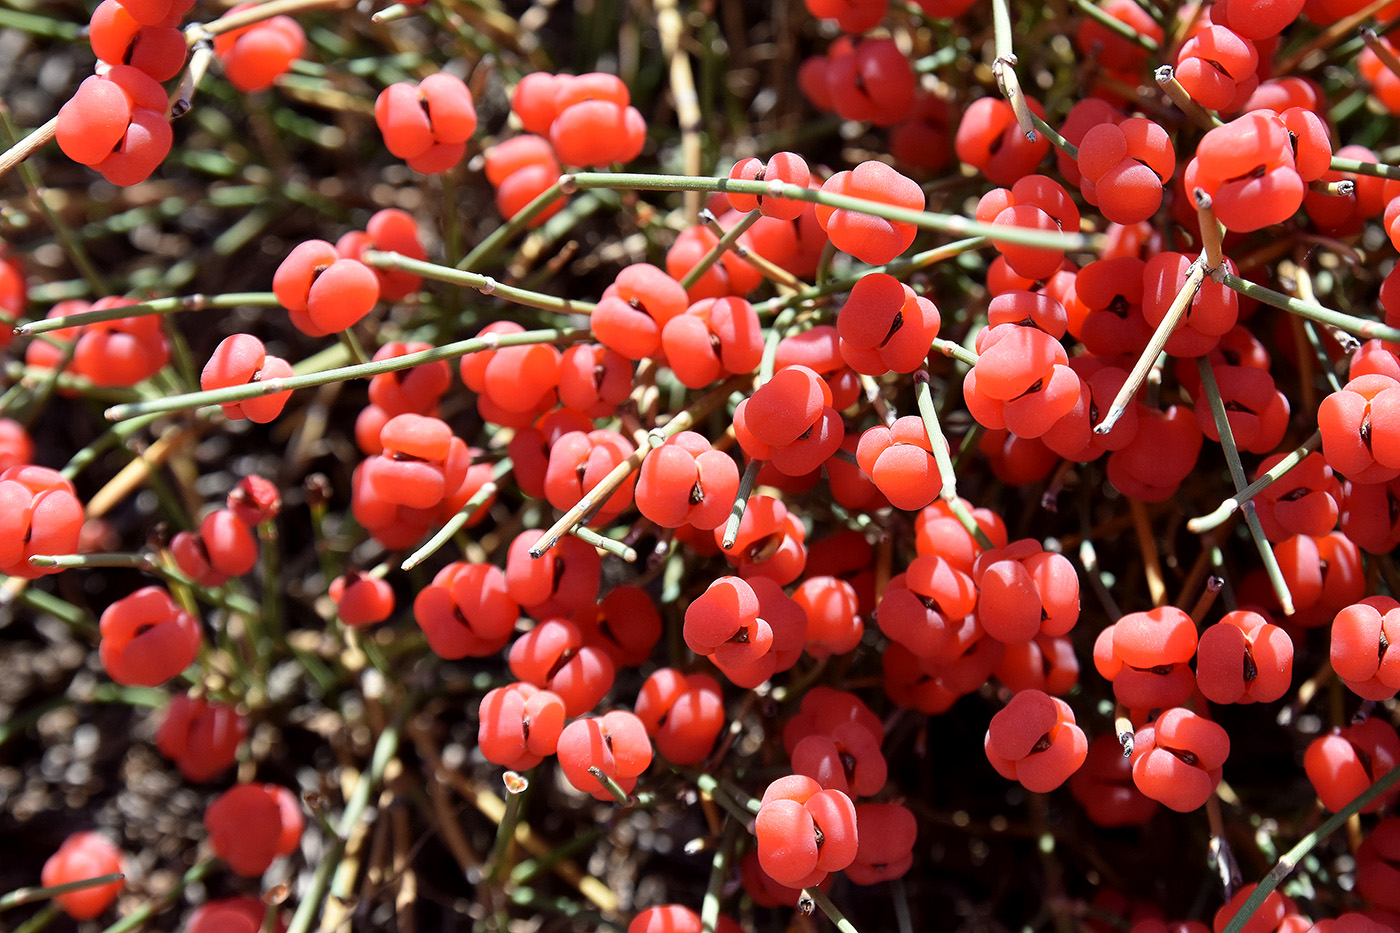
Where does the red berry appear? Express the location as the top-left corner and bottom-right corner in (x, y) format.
(41, 832), (126, 920)
(98, 586), (201, 687)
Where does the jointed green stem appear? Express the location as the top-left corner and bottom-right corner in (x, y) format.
(1216, 270), (1400, 344)
(802, 885), (864, 933)
(104, 327), (585, 421)
(1097, 257), (1205, 435)
(588, 766), (632, 805)
(13, 293), (280, 337)
(915, 370), (994, 550)
(721, 457), (763, 551)
(700, 820), (740, 933)
(1223, 762), (1400, 933)
(570, 525), (638, 562)
(566, 173), (1098, 251)
(487, 770), (531, 885)
(457, 180), (570, 271)
(680, 209), (762, 291)
(0, 873), (125, 911)
(530, 376), (747, 558)
(362, 250), (596, 315)
(1195, 357), (1295, 616)
(1068, 0), (1159, 49)
(97, 858), (216, 933)
(402, 459), (511, 571)
(1187, 431), (1322, 534)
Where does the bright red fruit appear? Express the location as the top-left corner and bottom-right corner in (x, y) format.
(41, 832), (126, 920)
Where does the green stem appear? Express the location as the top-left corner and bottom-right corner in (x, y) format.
(401, 459), (510, 571)
(932, 336), (979, 367)
(104, 327), (584, 421)
(97, 858), (216, 933)
(488, 771), (532, 885)
(915, 370), (994, 550)
(700, 819), (740, 933)
(1187, 430), (1322, 534)
(285, 716), (403, 933)
(721, 457), (763, 551)
(802, 886), (863, 933)
(1223, 762), (1400, 933)
(13, 293), (281, 336)
(1029, 111), (1077, 159)
(362, 250), (596, 315)
(749, 238), (985, 317)
(1067, 0), (1159, 49)
(566, 172), (1097, 251)
(13, 904), (59, 933)
(680, 209), (762, 291)
(0, 874), (124, 911)
(1217, 270), (1400, 344)
(569, 525), (638, 562)
(588, 765), (632, 805)
(1195, 357), (1294, 616)
(1329, 155), (1400, 181)
(457, 180), (569, 271)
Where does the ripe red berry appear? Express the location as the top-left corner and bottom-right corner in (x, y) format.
(273, 239), (380, 337)
(98, 586), (202, 687)
(202, 334), (295, 423)
(41, 832), (126, 920)
(187, 897), (288, 933)
(212, 4), (304, 92)
(329, 570), (395, 628)
(846, 802), (916, 885)
(837, 273), (940, 375)
(478, 682), (566, 770)
(205, 783), (304, 877)
(56, 65), (172, 186)
(413, 562), (518, 659)
(171, 508), (258, 587)
(634, 668), (725, 765)
(1304, 718), (1400, 813)
(254, 457), (307, 515)
(591, 263), (689, 360)
(1093, 606), (1198, 711)
(754, 775), (858, 888)
(336, 209), (427, 302)
(955, 96), (1051, 186)
(0, 465), (85, 578)
(509, 618), (615, 717)
(375, 73), (478, 173)
(728, 152), (812, 220)
(1196, 610), (1293, 704)
(90, 0), (186, 81)
(1175, 26), (1259, 112)
(815, 161), (923, 264)
(1130, 708), (1230, 812)
(154, 693), (247, 782)
(985, 688), (1088, 792)
(556, 710), (653, 800)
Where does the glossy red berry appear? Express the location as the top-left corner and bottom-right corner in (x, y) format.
(98, 586), (201, 687)
(375, 73), (478, 173)
(556, 710), (652, 801)
(205, 783), (304, 877)
(985, 688), (1088, 792)
(478, 682), (566, 770)
(154, 693), (247, 782)
(1130, 708), (1230, 812)
(41, 832), (126, 920)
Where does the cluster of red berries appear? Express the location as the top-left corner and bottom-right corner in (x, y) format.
(28, 0), (1400, 927)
